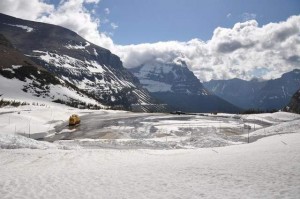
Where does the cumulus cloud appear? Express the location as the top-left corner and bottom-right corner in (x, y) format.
(0, 0), (114, 50)
(38, 0), (114, 49)
(115, 16), (300, 81)
(0, 0), (54, 20)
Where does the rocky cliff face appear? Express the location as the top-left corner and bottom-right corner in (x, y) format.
(0, 13), (164, 111)
(204, 69), (300, 110)
(130, 60), (241, 113)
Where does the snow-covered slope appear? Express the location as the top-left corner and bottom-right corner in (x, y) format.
(0, 33), (102, 108)
(0, 13), (164, 111)
(131, 60), (241, 113)
(131, 60), (209, 95)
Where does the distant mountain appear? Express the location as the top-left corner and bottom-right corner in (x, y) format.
(203, 69), (300, 110)
(203, 78), (266, 109)
(0, 33), (101, 107)
(130, 60), (241, 113)
(0, 13), (165, 112)
(284, 88), (300, 114)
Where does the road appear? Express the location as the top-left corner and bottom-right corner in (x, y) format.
(44, 111), (164, 141)
(43, 111), (272, 145)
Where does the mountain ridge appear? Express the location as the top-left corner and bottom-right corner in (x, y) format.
(203, 69), (300, 110)
(0, 13), (165, 112)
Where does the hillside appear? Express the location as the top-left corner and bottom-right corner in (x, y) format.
(284, 88), (300, 114)
(0, 13), (165, 111)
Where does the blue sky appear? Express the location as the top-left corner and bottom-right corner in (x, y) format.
(94, 0), (300, 44)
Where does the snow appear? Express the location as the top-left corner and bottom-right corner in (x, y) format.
(64, 42), (90, 49)
(2, 68), (14, 73)
(93, 48), (98, 56)
(0, 134), (67, 149)
(85, 60), (104, 73)
(142, 63), (173, 74)
(0, 132), (300, 198)
(1, 103), (300, 198)
(136, 63), (174, 80)
(0, 75), (101, 107)
(0, 104), (81, 139)
(241, 112), (300, 124)
(4, 23), (34, 32)
(11, 65), (22, 69)
(140, 79), (172, 92)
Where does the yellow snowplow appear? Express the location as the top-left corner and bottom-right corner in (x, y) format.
(69, 114), (80, 126)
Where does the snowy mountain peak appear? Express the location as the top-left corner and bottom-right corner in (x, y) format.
(131, 61), (209, 95)
(130, 61), (240, 113)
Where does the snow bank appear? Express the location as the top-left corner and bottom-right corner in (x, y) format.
(246, 118), (300, 139)
(0, 104), (96, 139)
(0, 134), (58, 149)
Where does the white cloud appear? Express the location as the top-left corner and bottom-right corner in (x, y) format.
(0, 0), (54, 20)
(115, 16), (300, 81)
(0, 0), (114, 50)
(242, 12), (257, 22)
(37, 0), (114, 49)
(110, 22), (118, 29)
(101, 18), (110, 24)
(104, 8), (110, 15)
(226, 13), (232, 18)
(85, 0), (100, 3)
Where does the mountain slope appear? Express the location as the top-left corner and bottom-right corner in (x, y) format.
(130, 60), (241, 113)
(284, 88), (300, 114)
(203, 78), (266, 109)
(253, 70), (300, 110)
(0, 13), (164, 111)
(204, 69), (300, 110)
(0, 33), (101, 107)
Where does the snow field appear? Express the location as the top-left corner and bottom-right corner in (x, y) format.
(0, 105), (300, 198)
(0, 104), (99, 140)
(0, 132), (300, 199)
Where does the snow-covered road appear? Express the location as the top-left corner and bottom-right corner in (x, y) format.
(1, 133), (300, 199)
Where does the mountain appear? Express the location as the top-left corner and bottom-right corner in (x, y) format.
(203, 69), (300, 110)
(130, 60), (241, 113)
(203, 78), (266, 109)
(284, 88), (300, 114)
(0, 33), (101, 107)
(0, 13), (165, 112)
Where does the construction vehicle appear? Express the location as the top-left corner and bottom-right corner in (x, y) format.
(69, 114), (80, 126)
